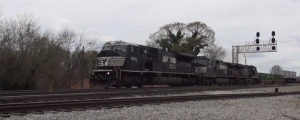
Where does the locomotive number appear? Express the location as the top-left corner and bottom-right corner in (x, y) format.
(131, 57), (138, 62)
(169, 63), (176, 69)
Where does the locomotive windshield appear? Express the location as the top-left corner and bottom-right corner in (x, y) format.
(102, 45), (127, 52)
(193, 57), (209, 65)
(101, 41), (129, 52)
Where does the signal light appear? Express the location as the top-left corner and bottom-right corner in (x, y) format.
(272, 31), (275, 37)
(255, 32), (260, 45)
(271, 38), (275, 43)
(256, 38), (259, 44)
(272, 46), (276, 50)
(256, 32), (260, 37)
(256, 47), (260, 51)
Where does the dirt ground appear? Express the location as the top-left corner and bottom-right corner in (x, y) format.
(70, 79), (90, 89)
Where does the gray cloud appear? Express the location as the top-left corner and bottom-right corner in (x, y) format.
(290, 36), (300, 43)
(1, 0), (299, 75)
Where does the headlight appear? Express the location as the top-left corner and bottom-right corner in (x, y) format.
(107, 72), (110, 75)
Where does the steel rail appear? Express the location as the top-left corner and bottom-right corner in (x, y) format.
(0, 84), (295, 97)
(0, 84), (298, 104)
(0, 91), (299, 114)
(0, 86), (176, 97)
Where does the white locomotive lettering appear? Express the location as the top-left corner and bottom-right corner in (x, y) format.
(162, 56), (176, 63)
(131, 57), (138, 62)
(195, 67), (207, 73)
(169, 63), (176, 69)
(97, 57), (125, 66)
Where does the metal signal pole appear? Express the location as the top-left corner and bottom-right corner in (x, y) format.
(232, 31), (277, 64)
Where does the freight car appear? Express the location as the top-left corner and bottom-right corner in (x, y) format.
(283, 70), (297, 83)
(89, 40), (260, 89)
(296, 77), (300, 83)
(258, 73), (284, 85)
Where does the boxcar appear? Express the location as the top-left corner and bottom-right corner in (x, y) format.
(258, 73), (284, 84)
(283, 70), (297, 83)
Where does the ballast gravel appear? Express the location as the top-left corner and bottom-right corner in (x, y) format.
(3, 95), (300, 120)
(3, 85), (300, 120)
(111, 85), (300, 99)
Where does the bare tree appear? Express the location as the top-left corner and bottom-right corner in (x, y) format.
(0, 13), (97, 90)
(0, 14), (66, 90)
(202, 41), (226, 61)
(185, 21), (215, 44)
(147, 22), (186, 51)
(270, 65), (283, 75)
(56, 27), (96, 89)
(146, 21), (219, 56)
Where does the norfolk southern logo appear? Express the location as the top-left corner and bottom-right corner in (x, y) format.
(103, 58), (109, 66)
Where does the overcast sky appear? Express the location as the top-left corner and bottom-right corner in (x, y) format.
(1, 0), (300, 75)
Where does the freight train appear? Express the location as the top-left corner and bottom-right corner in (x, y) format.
(89, 40), (291, 89)
(296, 77), (300, 83)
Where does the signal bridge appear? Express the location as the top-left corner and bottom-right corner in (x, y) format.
(232, 31), (277, 64)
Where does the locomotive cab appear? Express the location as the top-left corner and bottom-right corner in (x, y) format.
(248, 66), (259, 84)
(97, 41), (132, 68)
(90, 41), (144, 88)
(192, 56), (209, 74)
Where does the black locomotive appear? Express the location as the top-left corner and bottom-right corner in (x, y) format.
(89, 40), (259, 89)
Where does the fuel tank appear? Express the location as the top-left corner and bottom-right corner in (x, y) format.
(150, 77), (184, 85)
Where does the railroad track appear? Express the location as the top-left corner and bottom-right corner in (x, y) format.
(1, 84), (296, 97)
(1, 91), (300, 118)
(0, 86), (176, 97)
(0, 84), (298, 104)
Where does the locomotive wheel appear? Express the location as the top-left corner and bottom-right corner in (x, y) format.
(115, 85), (121, 89)
(126, 84), (132, 88)
(137, 84), (143, 88)
(89, 81), (95, 89)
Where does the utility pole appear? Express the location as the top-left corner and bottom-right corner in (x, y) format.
(232, 31), (277, 64)
(244, 53), (247, 65)
(81, 46), (85, 89)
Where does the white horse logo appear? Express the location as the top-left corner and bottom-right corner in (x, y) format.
(103, 58), (109, 66)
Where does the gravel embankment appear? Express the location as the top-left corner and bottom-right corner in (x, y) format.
(2, 85), (300, 120)
(4, 95), (300, 120)
(111, 85), (300, 99)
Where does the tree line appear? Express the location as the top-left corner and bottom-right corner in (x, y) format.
(0, 13), (98, 90)
(270, 65), (283, 75)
